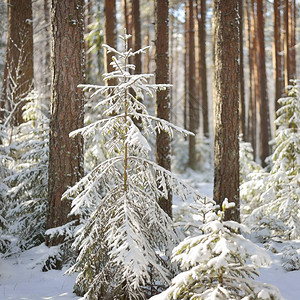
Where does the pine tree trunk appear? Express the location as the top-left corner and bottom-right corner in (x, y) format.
(239, 0), (246, 138)
(144, 15), (151, 75)
(213, 0), (240, 222)
(184, 3), (188, 132)
(173, 17), (179, 126)
(194, 3), (200, 131)
(104, 0), (116, 85)
(47, 0), (85, 245)
(199, 0), (209, 138)
(2, 0), (34, 125)
(85, 0), (93, 82)
(249, 0), (258, 159)
(155, 0), (172, 218)
(256, 0), (270, 167)
(284, 0), (290, 87)
(289, 0), (296, 78)
(188, 0), (197, 169)
(245, 0), (252, 142)
(273, 0), (284, 112)
(44, 0), (51, 104)
(131, 0), (141, 74)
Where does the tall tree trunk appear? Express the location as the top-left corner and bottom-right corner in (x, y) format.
(245, 0), (252, 142)
(44, 0), (51, 104)
(173, 16), (179, 125)
(239, 0), (246, 138)
(213, 0), (240, 222)
(284, 0), (290, 87)
(144, 16), (151, 75)
(249, 0), (258, 159)
(155, 0), (172, 218)
(273, 0), (284, 112)
(47, 0), (85, 245)
(184, 3), (188, 132)
(289, 0), (296, 78)
(188, 0), (197, 169)
(198, 0), (209, 138)
(170, 12), (174, 123)
(194, 2), (200, 131)
(2, 0), (34, 125)
(131, 0), (141, 75)
(104, 0), (116, 85)
(256, 0), (270, 167)
(85, 0), (93, 82)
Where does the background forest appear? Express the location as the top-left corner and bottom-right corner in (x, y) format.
(0, 0), (299, 299)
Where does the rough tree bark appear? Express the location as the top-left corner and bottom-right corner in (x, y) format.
(188, 0), (197, 169)
(131, 0), (141, 75)
(284, 0), (290, 87)
(213, 0), (240, 222)
(47, 0), (85, 245)
(184, 3), (188, 132)
(256, 0), (270, 167)
(1, 0), (34, 125)
(104, 0), (116, 85)
(239, 0), (246, 138)
(245, 0), (252, 142)
(155, 0), (172, 218)
(273, 0), (284, 112)
(198, 0), (209, 138)
(289, 0), (296, 78)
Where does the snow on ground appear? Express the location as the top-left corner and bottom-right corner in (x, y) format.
(0, 244), (79, 300)
(0, 170), (299, 299)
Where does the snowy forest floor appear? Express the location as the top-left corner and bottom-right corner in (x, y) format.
(0, 170), (300, 300)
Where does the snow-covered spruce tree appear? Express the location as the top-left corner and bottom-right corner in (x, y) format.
(64, 32), (204, 299)
(243, 80), (300, 240)
(151, 200), (283, 300)
(5, 91), (49, 250)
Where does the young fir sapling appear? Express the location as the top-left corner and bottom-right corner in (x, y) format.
(64, 32), (205, 299)
(241, 80), (300, 241)
(5, 92), (49, 250)
(151, 199), (283, 300)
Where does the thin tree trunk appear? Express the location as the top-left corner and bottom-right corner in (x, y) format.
(85, 0), (93, 82)
(273, 0), (284, 112)
(284, 0), (290, 87)
(199, 0), (209, 138)
(194, 2), (200, 131)
(104, 0), (116, 85)
(213, 0), (240, 222)
(170, 12), (174, 123)
(155, 0), (172, 218)
(44, 0), (51, 104)
(144, 15), (150, 75)
(188, 0), (197, 169)
(245, 0), (252, 142)
(250, 0), (258, 159)
(256, 0), (270, 167)
(131, 0), (141, 74)
(47, 0), (85, 245)
(289, 0), (296, 78)
(184, 3), (188, 132)
(239, 0), (246, 138)
(173, 16), (179, 125)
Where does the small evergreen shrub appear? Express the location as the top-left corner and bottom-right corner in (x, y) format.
(151, 200), (283, 300)
(65, 32), (203, 299)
